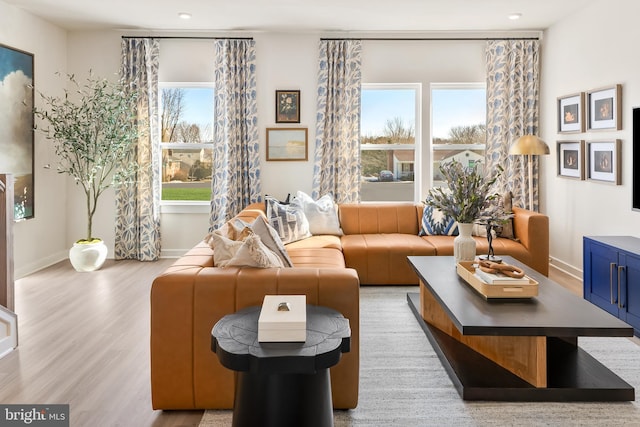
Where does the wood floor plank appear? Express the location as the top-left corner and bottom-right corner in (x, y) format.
(0, 259), (203, 427)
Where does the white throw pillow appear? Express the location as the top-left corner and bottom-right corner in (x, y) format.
(265, 196), (311, 244)
(295, 191), (343, 236)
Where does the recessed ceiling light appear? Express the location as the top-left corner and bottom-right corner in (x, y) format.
(178, 12), (192, 20)
(509, 13), (522, 20)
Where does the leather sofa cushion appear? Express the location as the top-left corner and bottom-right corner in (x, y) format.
(339, 203), (420, 235)
(341, 233), (435, 284)
(287, 247), (346, 268)
(285, 235), (342, 250)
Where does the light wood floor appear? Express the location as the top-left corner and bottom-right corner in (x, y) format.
(1, 260), (637, 427)
(2, 259), (204, 427)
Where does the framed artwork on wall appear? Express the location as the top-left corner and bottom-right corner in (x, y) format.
(557, 93), (585, 133)
(587, 85), (622, 131)
(587, 140), (621, 184)
(0, 43), (34, 220)
(275, 90), (300, 123)
(266, 127), (308, 161)
(557, 140), (585, 180)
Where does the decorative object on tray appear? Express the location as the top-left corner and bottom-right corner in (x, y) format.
(456, 261), (538, 299)
(425, 159), (502, 263)
(475, 201), (513, 263)
(258, 295), (307, 342)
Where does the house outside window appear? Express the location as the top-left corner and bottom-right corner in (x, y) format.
(431, 83), (486, 187)
(159, 83), (214, 204)
(360, 83), (421, 202)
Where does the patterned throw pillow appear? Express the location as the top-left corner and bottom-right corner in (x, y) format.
(419, 204), (459, 236)
(265, 196), (311, 244)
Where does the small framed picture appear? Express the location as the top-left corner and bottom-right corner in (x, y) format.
(557, 141), (585, 180)
(557, 93), (584, 133)
(266, 127), (308, 161)
(275, 90), (300, 123)
(586, 140), (621, 184)
(587, 85), (622, 131)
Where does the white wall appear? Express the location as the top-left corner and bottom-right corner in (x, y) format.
(0, 0), (69, 278)
(63, 31), (490, 258)
(540, 0), (640, 276)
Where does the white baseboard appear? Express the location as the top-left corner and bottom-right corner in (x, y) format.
(549, 256), (582, 281)
(160, 249), (188, 258)
(15, 250), (68, 279)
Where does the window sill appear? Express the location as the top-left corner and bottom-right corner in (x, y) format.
(160, 201), (209, 214)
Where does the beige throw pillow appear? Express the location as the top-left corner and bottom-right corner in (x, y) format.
(205, 230), (284, 268)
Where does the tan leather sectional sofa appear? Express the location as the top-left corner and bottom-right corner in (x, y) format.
(150, 201), (549, 410)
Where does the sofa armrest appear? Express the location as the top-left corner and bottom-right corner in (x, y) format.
(512, 207), (549, 276)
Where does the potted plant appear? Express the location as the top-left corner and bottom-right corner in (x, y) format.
(426, 159), (502, 263)
(33, 72), (140, 271)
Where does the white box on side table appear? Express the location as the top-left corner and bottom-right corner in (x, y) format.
(258, 295), (307, 342)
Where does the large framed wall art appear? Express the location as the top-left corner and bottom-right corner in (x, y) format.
(0, 44), (34, 220)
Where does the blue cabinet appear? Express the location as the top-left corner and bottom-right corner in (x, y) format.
(584, 236), (640, 336)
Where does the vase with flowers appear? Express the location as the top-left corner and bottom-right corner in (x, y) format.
(426, 159), (502, 263)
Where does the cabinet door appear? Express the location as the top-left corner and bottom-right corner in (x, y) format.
(621, 252), (640, 335)
(584, 240), (619, 316)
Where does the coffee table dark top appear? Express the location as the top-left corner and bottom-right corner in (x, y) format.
(211, 304), (350, 375)
(408, 256), (633, 337)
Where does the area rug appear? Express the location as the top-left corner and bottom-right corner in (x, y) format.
(199, 286), (640, 426)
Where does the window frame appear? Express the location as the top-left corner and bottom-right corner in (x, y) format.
(360, 82), (422, 202)
(159, 82), (215, 213)
(430, 82), (487, 188)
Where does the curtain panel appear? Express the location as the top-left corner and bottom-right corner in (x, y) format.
(209, 39), (261, 231)
(116, 38), (161, 261)
(485, 40), (540, 211)
(312, 39), (362, 203)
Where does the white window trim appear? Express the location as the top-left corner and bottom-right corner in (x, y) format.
(159, 82), (214, 212)
(361, 82), (422, 202)
(430, 82), (486, 188)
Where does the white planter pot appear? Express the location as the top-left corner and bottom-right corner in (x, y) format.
(454, 223), (476, 263)
(69, 239), (108, 272)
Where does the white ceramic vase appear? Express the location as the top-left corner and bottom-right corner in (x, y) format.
(454, 223), (476, 263)
(69, 239), (108, 272)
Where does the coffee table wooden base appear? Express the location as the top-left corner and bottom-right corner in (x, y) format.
(408, 292), (634, 401)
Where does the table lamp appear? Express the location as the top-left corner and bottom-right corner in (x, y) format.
(509, 135), (550, 211)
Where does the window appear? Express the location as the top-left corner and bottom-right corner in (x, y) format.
(431, 83), (486, 187)
(160, 83), (214, 203)
(360, 84), (420, 202)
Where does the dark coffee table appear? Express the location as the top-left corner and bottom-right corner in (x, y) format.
(211, 304), (350, 427)
(407, 256), (635, 401)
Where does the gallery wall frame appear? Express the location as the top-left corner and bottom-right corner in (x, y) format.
(557, 140), (585, 180)
(0, 43), (34, 220)
(587, 84), (622, 131)
(275, 90), (300, 123)
(586, 139), (621, 185)
(557, 92), (585, 133)
(266, 127), (308, 161)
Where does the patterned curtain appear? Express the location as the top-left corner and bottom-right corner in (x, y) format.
(115, 38), (161, 261)
(209, 39), (260, 231)
(485, 40), (540, 211)
(313, 40), (362, 203)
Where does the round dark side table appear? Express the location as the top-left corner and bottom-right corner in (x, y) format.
(211, 304), (351, 427)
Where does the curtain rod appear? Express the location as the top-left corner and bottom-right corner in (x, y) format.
(320, 37), (539, 41)
(121, 36), (253, 40)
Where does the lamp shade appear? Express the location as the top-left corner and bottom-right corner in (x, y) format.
(509, 135), (550, 156)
